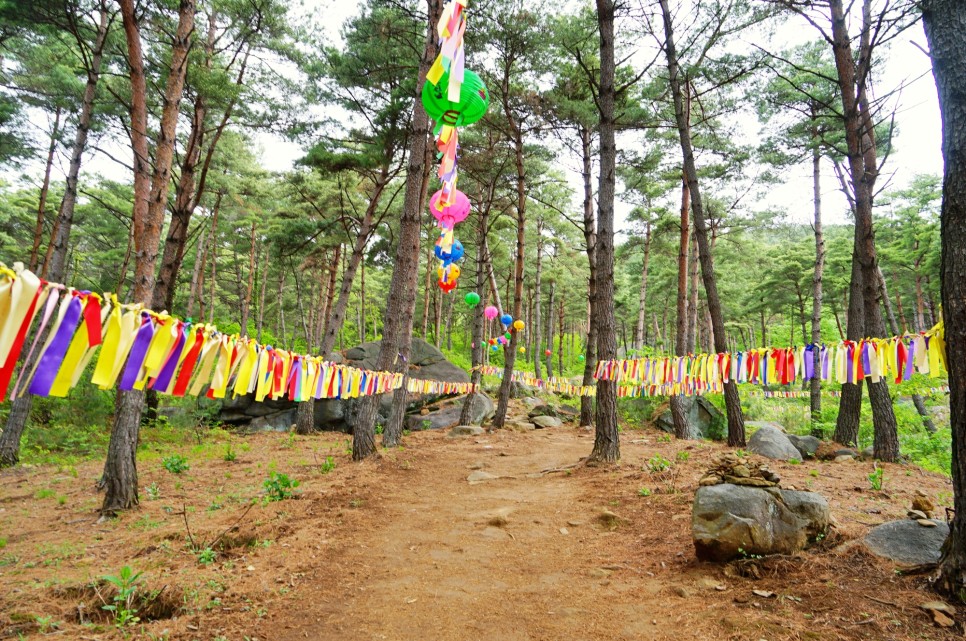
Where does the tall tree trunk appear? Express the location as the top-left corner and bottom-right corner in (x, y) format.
(687, 228), (699, 352)
(810, 137), (825, 435)
(459, 204), (490, 426)
(492, 94), (528, 429)
(545, 281), (555, 379)
(634, 220), (651, 350)
(187, 192), (220, 320)
(922, 0), (966, 601)
(670, 172), (694, 439)
(238, 222), (257, 336)
(827, 0), (898, 461)
(558, 297), (565, 374)
(30, 107), (61, 272)
(0, 5), (109, 467)
(661, 0), (744, 446)
(588, 0), (619, 462)
(102, 0), (194, 515)
(421, 241), (433, 338)
(355, 0), (441, 455)
(533, 220), (543, 380)
(579, 125), (597, 428)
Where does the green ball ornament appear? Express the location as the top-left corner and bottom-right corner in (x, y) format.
(464, 292), (481, 307)
(578, 354), (585, 361)
(421, 69), (489, 128)
(504, 332), (511, 340)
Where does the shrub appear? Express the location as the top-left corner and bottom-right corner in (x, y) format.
(263, 472), (300, 502)
(162, 455), (189, 474)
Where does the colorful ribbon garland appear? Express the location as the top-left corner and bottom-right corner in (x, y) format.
(0, 265), (479, 404)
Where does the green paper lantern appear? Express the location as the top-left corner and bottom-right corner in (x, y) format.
(421, 69), (489, 128)
(464, 292), (481, 307)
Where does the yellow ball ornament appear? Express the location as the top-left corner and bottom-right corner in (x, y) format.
(518, 346), (526, 354)
(513, 320), (525, 331)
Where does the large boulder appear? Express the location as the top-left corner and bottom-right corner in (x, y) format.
(217, 338), (469, 432)
(654, 397), (725, 440)
(405, 393), (495, 432)
(863, 520), (949, 566)
(692, 484), (830, 562)
(245, 409), (296, 433)
(460, 392), (495, 425)
(748, 425), (803, 460)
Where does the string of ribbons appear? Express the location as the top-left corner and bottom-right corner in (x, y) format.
(0, 264), (478, 404)
(474, 365), (596, 397)
(593, 326), (948, 395)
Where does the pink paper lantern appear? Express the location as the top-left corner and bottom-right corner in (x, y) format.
(429, 189), (471, 227)
(484, 305), (498, 320)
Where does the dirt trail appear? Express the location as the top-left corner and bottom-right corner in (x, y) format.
(276, 421), (670, 641)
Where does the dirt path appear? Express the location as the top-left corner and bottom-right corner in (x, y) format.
(276, 424), (669, 641)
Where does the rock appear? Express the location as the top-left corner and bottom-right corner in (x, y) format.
(863, 519), (949, 566)
(655, 397), (725, 440)
(557, 406), (578, 420)
(787, 434), (821, 458)
(467, 471), (499, 484)
(528, 404), (558, 418)
(907, 510), (929, 520)
(731, 464), (750, 478)
(587, 568), (612, 578)
(559, 527), (569, 535)
(521, 396), (543, 409)
(699, 474), (722, 487)
(691, 484), (830, 562)
(506, 421), (535, 432)
(932, 611), (955, 628)
(245, 409), (296, 433)
(509, 381), (535, 398)
(833, 455), (854, 463)
(833, 448), (859, 458)
(747, 425), (803, 461)
(449, 425), (485, 437)
(405, 405), (463, 432)
(912, 496), (936, 517)
(917, 519), (938, 528)
(861, 446), (875, 459)
(567, 520), (583, 527)
(598, 509), (625, 528)
(532, 415), (563, 429)
(920, 601), (956, 616)
(672, 586), (689, 598)
(469, 461), (485, 470)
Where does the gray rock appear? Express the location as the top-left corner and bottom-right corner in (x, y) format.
(510, 381), (536, 398)
(459, 392), (495, 425)
(834, 448), (859, 458)
(245, 409), (296, 433)
(528, 404), (557, 418)
(748, 425), (803, 460)
(532, 415), (563, 429)
(405, 405), (463, 432)
(449, 425), (485, 437)
(654, 397), (725, 440)
(467, 470), (499, 484)
(863, 519), (949, 566)
(521, 396), (543, 409)
(557, 405), (578, 420)
(692, 484), (830, 562)
(861, 446), (875, 460)
(787, 434), (821, 458)
(833, 454), (854, 463)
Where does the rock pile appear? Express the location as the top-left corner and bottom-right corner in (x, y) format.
(698, 452), (781, 488)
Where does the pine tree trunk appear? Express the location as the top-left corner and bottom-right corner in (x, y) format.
(459, 204), (490, 426)
(687, 228), (699, 353)
(671, 172), (694, 439)
(589, 0), (619, 463)
(661, 0), (743, 446)
(634, 221), (651, 350)
(355, 0), (440, 455)
(545, 282), (555, 379)
(810, 139), (825, 434)
(102, 0), (194, 515)
(579, 125), (597, 428)
(533, 222), (543, 380)
(928, 0), (966, 590)
(30, 107), (61, 272)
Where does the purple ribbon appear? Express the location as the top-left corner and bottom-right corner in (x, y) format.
(905, 339), (916, 381)
(28, 294), (83, 397)
(119, 314), (156, 391)
(149, 322), (186, 392)
(762, 352), (769, 386)
(804, 345), (815, 381)
(846, 345), (855, 383)
(862, 343), (872, 378)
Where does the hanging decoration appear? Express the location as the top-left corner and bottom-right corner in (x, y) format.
(421, 0), (489, 294)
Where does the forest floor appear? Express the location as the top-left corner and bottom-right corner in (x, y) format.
(0, 398), (961, 641)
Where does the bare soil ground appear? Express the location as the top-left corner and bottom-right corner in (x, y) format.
(0, 398), (960, 640)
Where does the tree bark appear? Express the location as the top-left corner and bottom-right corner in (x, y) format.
(588, 0), (619, 462)
(545, 281), (555, 379)
(30, 107), (61, 272)
(353, 0), (441, 456)
(810, 137), (825, 435)
(661, 0), (744, 446)
(579, 125), (597, 428)
(102, 0), (194, 515)
(922, 0), (966, 600)
(634, 220), (651, 350)
(533, 219), (543, 380)
(459, 206), (490, 425)
(670, 171), (694, 440)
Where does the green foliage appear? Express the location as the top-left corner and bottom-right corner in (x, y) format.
(647, 454), (672, 473)
(868, 466), (884, 491)
(196, 548), (217, 566)
(263, 472), (300, 502)
(101, 566), (142, 628)
(162, 455), (189, 475)
(318, 456), (336, 474)
(675, 451), (690, 463)
(637, 487), (652, 497)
